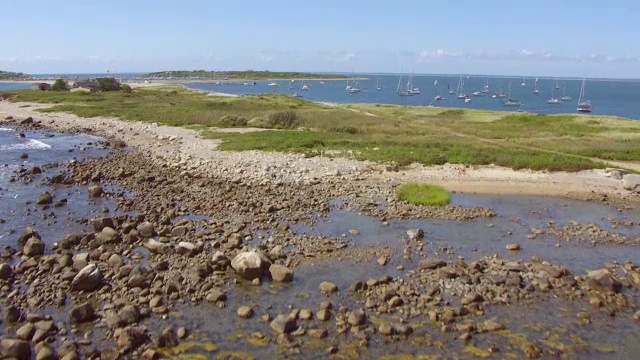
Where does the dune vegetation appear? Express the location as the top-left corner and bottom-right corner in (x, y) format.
(396, 183), (452, 206)
(5, 85), (640, 172)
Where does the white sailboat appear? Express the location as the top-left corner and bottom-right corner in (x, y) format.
(448, 81), (455, 95)
(301, 81), (309, 91)
(502, 81), (522, 106)
(345, 71), (361, 93)
(577, 77), (592, 112)
(521, 77), (526, 86)
(376, 75), (382, 91)
(481, 78), (490, 93)
(547, 85), (561, 104)
(533, 76), (539, 95)
(268, 80), (279, 86)
(455, 76), (467, 99)
(560, 87), (572, 101)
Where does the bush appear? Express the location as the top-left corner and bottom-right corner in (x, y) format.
(51, 78), (68, 92)
(329, 126), (360, 134)
(121, 84), (132, 93)
(216, 115), (247, 126)
(396, 183), (451, 206)
(96, 77), (121, 92)
(247, 117), (269, 128)
(438, 109), (465, 116)
(268, 111), (299, 128)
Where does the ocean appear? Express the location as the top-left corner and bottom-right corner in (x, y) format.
(3, 73), (640, 119)
(184, 75), (640, 120)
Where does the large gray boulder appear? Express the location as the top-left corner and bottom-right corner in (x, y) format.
(231, 252), (265, 280)
(71, 264), (103, 291)
(622, 174), (640, 192)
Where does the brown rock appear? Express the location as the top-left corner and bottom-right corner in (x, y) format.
(319, 281), (338, 293)
(237, 306), (254, 318)
(270, 314), (297, 334)
(269, 264), (294, 282)
(69, 302), (95, 323)
(0, 338), (31, 360)
(23, 237), (45, 257)
(88, 185), (104, 198)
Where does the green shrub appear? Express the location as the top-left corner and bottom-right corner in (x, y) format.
(330, 126), (361, 134)
(268, 111), (299, 128)
(121, 84), (132, 93)
(438, 109), (465, 116)
(96, 77), (121, 92)
(396, 183), (451, 206)
(51, 78), (68, 92)
(216, 114), (247, 126)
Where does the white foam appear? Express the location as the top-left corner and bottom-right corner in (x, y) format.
(0, 127), (14, 132)
(0, 138), (52, 150)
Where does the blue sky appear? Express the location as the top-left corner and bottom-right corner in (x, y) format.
(2, 0), (639, 78)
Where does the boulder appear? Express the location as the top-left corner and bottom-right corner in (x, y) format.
(37, 192), (53, 205)
(96, 227), (118, 244)
(23, 237), (45, 257)
(17, 226), (40, 248)
(622, 174), (640, 192)
(20, 116), (33, 124)
(88, 185), (104, 198)
(419, 258), (447, 270)
(231, 252), (265, 280)
(137, 221), (155, 238)
(91, 217), (115, 232)
(0, 338), (31, 360)
(145, 239), (170, 254)
(269, 264), (293, 282)
(69, 302), (96, 323)
(176, 242), (196, 255)
(319, 282), (338, 293)
(406, 229), (424, 240)
(171, 226), (188, 237)
(237, 306), (254, 318)
(587, 269), (622, 293)
(506, 243), (521, 251)
(206, 288), (227, 303)
(0, 263), (13, 280)
(270, 314), (297, 334)
(71, 264), (103, 291)
(347, 309), (367, 326)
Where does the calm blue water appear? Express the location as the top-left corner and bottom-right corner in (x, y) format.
(0, 82), (30, 91)
(185, 75), (640, 120)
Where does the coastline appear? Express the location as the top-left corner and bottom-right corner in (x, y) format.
(0, 99), (636, 203)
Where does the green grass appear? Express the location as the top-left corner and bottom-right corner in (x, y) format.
(5, 86), (640, 172)
(396, 183), (452, 206)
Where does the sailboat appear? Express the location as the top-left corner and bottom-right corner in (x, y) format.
(448, 81), (455, 95)
(301, 82), (309, 91)
(456, 76), (467, 99)
(481, 78), (490, 93)
(345, 71), (361, 93)
(398, 72), (419, 96)
(577, 77), (592, 112)
(560, 87), (572, 101)
(533, 76), (539, 95)
(376, 75), (382, 91)
(268, 80), (279, 86)
(521, 77), (526, 86)
(502, 81), (522, 106)
(547, 85), (561, 104)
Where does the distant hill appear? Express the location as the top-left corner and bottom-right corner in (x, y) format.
(0, 70), (29, 80)
(144, 70), (347, 80)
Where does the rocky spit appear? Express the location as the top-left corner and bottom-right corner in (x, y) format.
(1, 114), (640, 359)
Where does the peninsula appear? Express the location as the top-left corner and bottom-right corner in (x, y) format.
(144, 70), (351, 80)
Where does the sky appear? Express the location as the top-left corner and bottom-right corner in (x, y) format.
(2, 0), (640, 78)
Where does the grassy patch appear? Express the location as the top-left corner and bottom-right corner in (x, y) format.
(396, 183), (452, 206)
(4, 87), (640, 172)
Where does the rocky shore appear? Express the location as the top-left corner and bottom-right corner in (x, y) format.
(1, 102), (640, 359)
